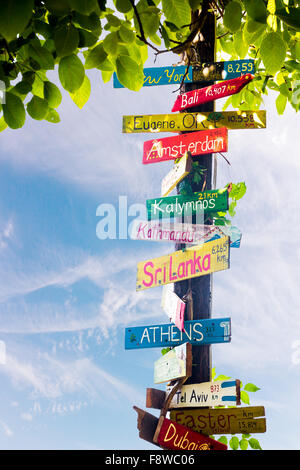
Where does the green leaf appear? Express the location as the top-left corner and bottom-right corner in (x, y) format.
(234, 30), (248, 58)
(0, 116), (8, 132)
(218, 436), (228, 445)
(243, 19), (266, 46)
(28, 43), (55, 70)
(229, 436), (239, 450)
(0, 0), (34, 42)
(118, 24), (135, 44)
(85, 43), (108, 68)
(2, 92), (26, 129)
(44, 0), (71, 15)
(101, 69), (113, 83)
(54, 24), (79, 57)
(276, 7), (300, 31)
(161, 0), (191, 29)
(244, 0), (268, 24)
(136, 6), (161, 37)
(249, 438), (262, 450)
(260, 32), (287, 75)
(114, 0), (133, 13)
(103, 32), (119, 55)
(70, 75), (91, 109)
(69, 0), (99, 14)
(239, 438), (249, 450)
(161, 347), (171, 355)
(59, 54), (85, 93)
(240, 390), (250, 405)
(27, 95), (49, 120)
(214, 374), (231, 381)
(43, 81), (62, 108)
(223, 1), (242, 33)
(45, 108), (60, 123)
(244, 383), (261, 392)
(116, 54), (144, 91)
(78, 29), (98, 48)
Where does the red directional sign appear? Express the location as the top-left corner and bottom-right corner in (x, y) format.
(154, 416), (227, 451)
(143, 127), (228, 164)
(171, 74), (254, 112)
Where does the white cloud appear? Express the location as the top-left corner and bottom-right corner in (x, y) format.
(0, 419), (13, 437)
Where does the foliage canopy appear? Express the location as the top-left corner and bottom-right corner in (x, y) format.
(0, 0), (300, 130)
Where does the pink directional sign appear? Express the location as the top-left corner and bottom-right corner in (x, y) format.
(171, 74), (254, 112)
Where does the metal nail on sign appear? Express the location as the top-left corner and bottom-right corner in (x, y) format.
(129, 220), (242, 248)
(113, 60), (255, 88)
(166, 379), (241, 408)
(146, 188), (229, 220)
(136, 236), (230, 291)
(161, 283), (185, 331)
(170, 406), (267, 436)
(143, 128), (228, 165)
(124, 318), (231, 350)
(122, 110), (266, 133)
(153, 416), (228, 451)
(161, 152), (192, 197)
(153, 343), (192, 384)
(172, 74), (254, 112)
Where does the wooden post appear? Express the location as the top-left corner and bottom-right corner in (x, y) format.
(174, 10), (215, 385)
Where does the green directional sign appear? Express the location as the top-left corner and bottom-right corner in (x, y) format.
(146, 189), (229, 220)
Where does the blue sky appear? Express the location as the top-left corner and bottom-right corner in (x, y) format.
(0, 50), (299, 450)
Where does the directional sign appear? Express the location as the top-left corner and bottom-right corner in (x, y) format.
(122, 110), (266, 133)
(143, 128), (228, 165)
(136, 237), (230, 291)
(161, 152), (192, 197)
(170, 406), (267, 435)
(125, 318), (231, 350)
(193, 59), (255, 81)
(161, 283), (186, 331)
(153, 416), (227, 451)
(172, 74), (254, 112)
(113, 60), (255, 88)
(146, 188), (229, 220)
(129, 220), (242, 248)
(113, 65), (192, 88)
(166, 379), (241, 408)
(154, 343), (192, 384)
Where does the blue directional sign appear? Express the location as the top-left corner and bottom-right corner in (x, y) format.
(125, 318), (231, 350)
(113, 60), (255, 88)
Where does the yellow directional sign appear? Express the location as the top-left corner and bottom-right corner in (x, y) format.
(123, 110), (266, 134)
(136, 236), (230, 291)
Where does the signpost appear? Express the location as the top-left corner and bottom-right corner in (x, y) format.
(170, 406), (267, 435)
(167, 379), (241, 408)
(113, 60), (255, 88)
(153, 416), (228, 450)
(146, 188), (229, 220)
(142, 128), (228, 164)
(136, 236), (230, 291)
(129, 220), (242, 247)
(122, 110), (266, 133)
(161, 151), (192, 197)
(146, 379), (240, 409)
(161, 283), (186, 331)
(171, 74), (254, 112)
(125, 317), (231, 349)
(153, 343), (192, 384)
